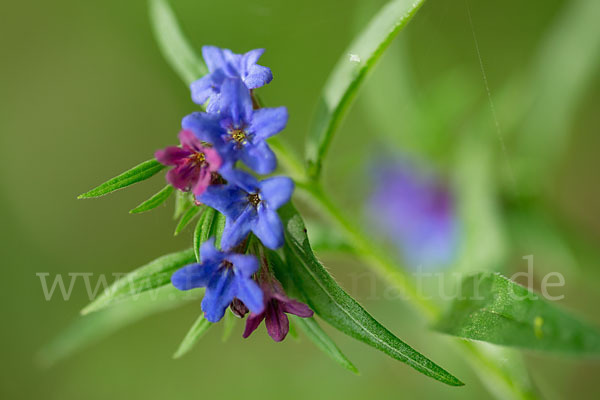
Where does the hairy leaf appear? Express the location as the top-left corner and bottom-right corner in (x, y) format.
(305, 0), (426, 178)
(173, 314), (212, 359)
(149, 0), (207, 86)
(435, 272), (600, 355)
(292, 316), (359, 374)
(175, 204), (204, 236)
(278, 203), (463, 386)
(268, 249), (357, 373)
(130, 185), (174, 214)
(193, 207), (217, 261)
(38, 285), (200, 367)
(81, 248), (195, 315)
(78, 159), (165, 199)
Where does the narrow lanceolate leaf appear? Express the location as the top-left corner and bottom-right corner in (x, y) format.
(174, 190), (193, 219)
(173, 314), (212, 359)
(305, 0), (426, 179)
(130, 185), (174, 214)
(81, 248), (195, 315)
(193, 207), (217, 261)
(435, 272), (600, 355)
(78, 159), (165, 199)
(278, 203), (463, 386)
(149, 0), (208, 86)
(268, 249), (358, 373)
(38, 285), (201, 367)
(292, 316), (359, 374)
(175, 204), (204, 236)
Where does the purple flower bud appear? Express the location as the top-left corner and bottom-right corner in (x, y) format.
(243, 277), (313, 342)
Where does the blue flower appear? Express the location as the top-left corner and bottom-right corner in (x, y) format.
(183, 78), (288, 174)
(191, 46), (273, 112)
(171, 238), (264, 322)
(198, 169), (294, 250)
(367, 160), (459, 269)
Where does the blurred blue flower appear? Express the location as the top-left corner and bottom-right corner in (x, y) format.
(183, 78), (288, 175)
(367, 160), (459, 269)
(191, 46), (273, 112)
(171, 238), (264, 322)
(198, 169), (294, 250)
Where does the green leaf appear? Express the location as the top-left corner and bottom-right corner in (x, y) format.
(149, 0), (207, 86)
(193, 207), (217, 261)
(212, 211), (227, 249)
(173, 314), (212, 359)
(37, 285), (201, 367)
(435, 272), (600, 355)
(305, 219), (355, 254)
(129, 185), (174, 214)
(267, 249), (358, 373)
(174, 190), (193, 219)
(305, 0), (426, 179)
(278, 203), (463, 386)
(81, 248), (195, 315)
(292, 316), (359, 374)
(78, 159), (165, 199)
(174, 204), (203, 236)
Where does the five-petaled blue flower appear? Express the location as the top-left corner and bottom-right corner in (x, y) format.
(191, 46), (273, 112)
(198, 169), (294, 251)
(183, 78), (288, 175)
(171, 238), (264, 322)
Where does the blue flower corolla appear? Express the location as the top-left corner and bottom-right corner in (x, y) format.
(191, 46), (273, 112)
(198, 169), (294, 251)
(183, 78), (288, 175)
(367, 161), (459, 269)
(171, 238), (264, 322)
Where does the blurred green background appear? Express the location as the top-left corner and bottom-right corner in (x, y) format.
(1, 0), (599, 398)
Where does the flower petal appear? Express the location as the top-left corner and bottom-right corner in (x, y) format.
(220, 207), (256, 251)
(181, 112), (225, 145)
(281, 299), (314, 318)
(234, 277), (264, 314)
(203, 146), (222, 172)
(155, 146), (191, 166)
(219, 166), (259, 193)
(199, 237), (223, 263)
(265, 301), (289, 342)
(249, 107), (288, 141)
(259, 177), (294, 210)
(226, 253), (259, 278)
(242, 312), (265, 338)
(202, 45), (227, 73)
(202, 270), (236, 322)
(171, 262), (219, 291)
(219, 78), (253, 128)
(198, 184), (248, 219)
(252, 207), (284, 250)
(166, 164), (198, 192)
(243, 64), (273, 89)
(190, 75), (214, 105)
(191, 169), (212, 197)
(240, 141), (277, 175)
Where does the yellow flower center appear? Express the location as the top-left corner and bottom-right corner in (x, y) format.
(231, 129), (247, 144)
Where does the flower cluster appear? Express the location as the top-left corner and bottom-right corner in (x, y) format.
(157, 46), (312, 341)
